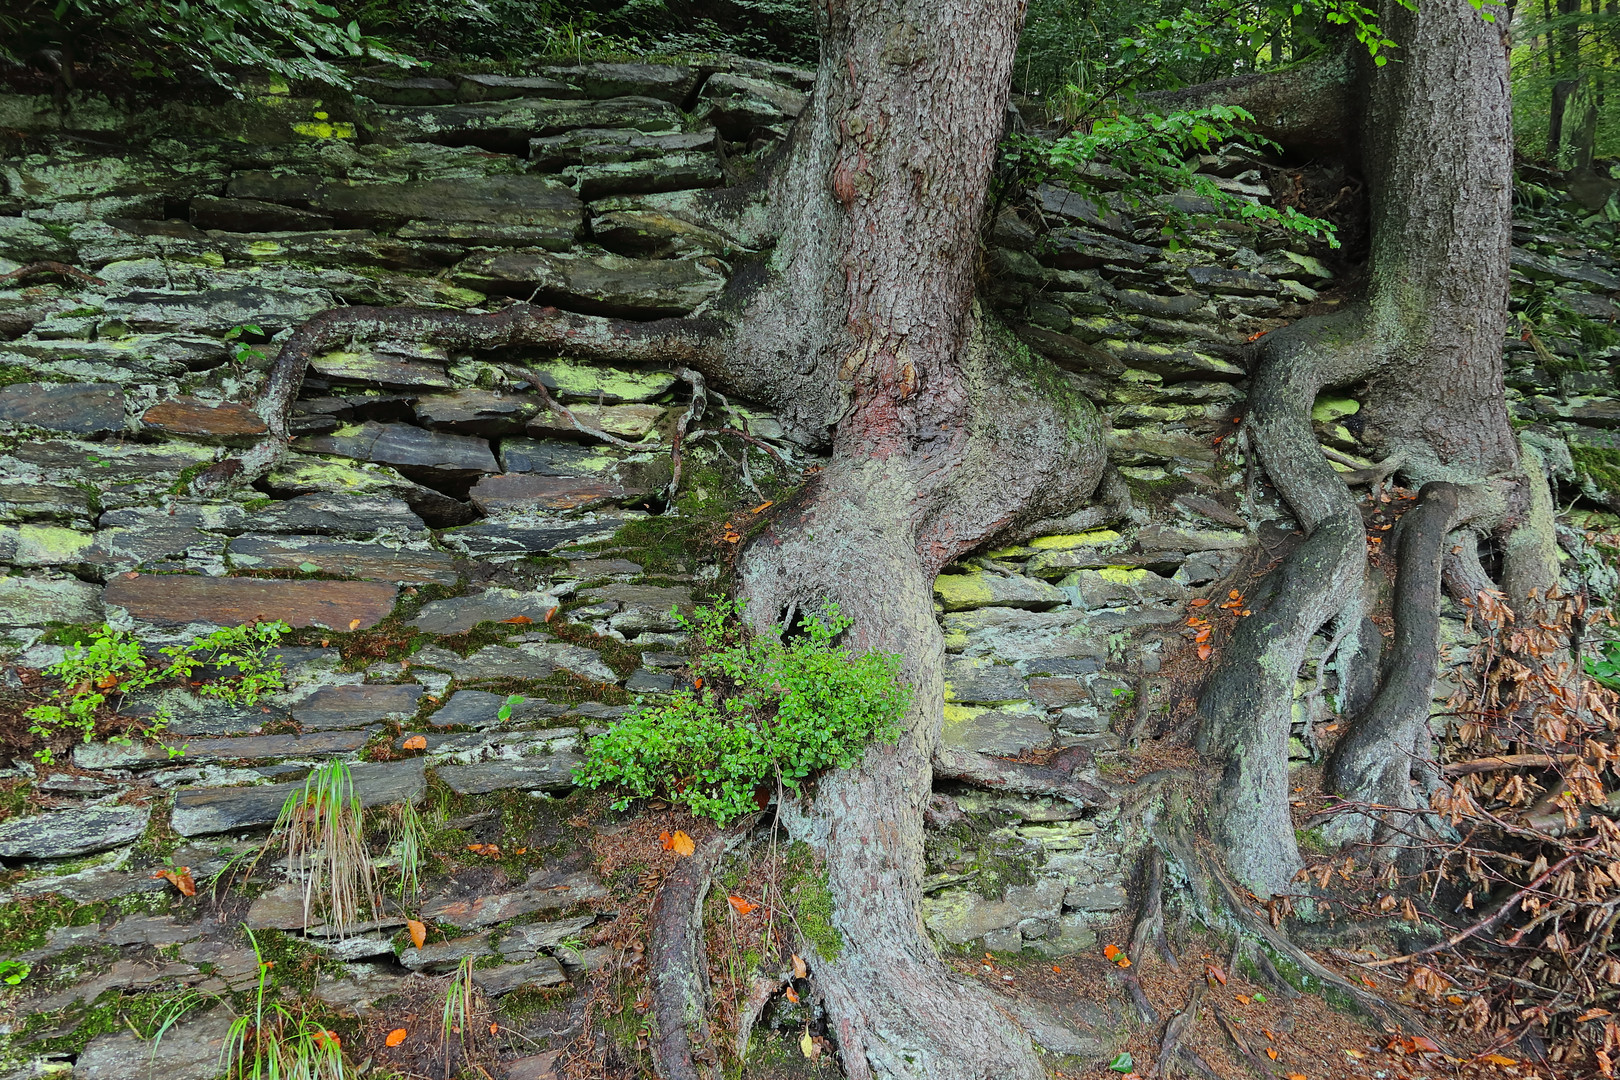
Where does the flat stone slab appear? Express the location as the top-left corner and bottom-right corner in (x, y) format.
(498, 439), (621, 476)
(0, 802), (149, 859)
(427, 689), (554, 727)
(77, 726), (380, 770)
(921, 879), (1066, 945)
(226, 535), (458, 585)
(524, 359), (678, 404)
(0, 381), (124, 433)
(400, 932), (496, 971)
(414, 389), (538, 436)
(74, 1004), (236, 1080)
(410, 588), (559, 634)
(0, 571), (102, 627)
(170, 758), (426, 836)
(292, 683), (425, 730)
(246, 493), (426, 537)
(102, 572), (397, 629)
(470, 473), (625, 514)
(473, 954), (566, 995)
(426, 641), (618, 684)
(943, 659), (1030, 704)
(296, 421), (498, 480)
(934, 572), (1068, 612)
(424, 870), (607, 928)
(453, 249), (722, 318)
(440, 515), (625, 557)
(141, 396), (269, 441)
(941, 705), (1053, 757)
(435, 755), (584, 794)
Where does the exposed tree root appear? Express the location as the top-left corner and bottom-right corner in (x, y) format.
(648, 818), (759, 1080)
(1129, 848), (1178, 971)
(1324, 481), (1460, 845)
(931, 747), (1116, 809)
(0, 260), (106, 286)
(1152, 983), (1219, 1080)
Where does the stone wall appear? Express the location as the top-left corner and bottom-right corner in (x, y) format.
(0, 55), (1617, 1075)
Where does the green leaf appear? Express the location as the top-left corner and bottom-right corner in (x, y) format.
(1109, 1051), (1134, 1073)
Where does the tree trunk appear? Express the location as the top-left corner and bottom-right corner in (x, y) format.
(1197, 0), (1528, 892)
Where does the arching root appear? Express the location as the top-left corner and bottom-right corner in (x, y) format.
(1323, 481), (1461, 846)
(931, 747), (1116, 808)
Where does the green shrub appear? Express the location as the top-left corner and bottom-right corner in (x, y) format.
(574, 600), (910, 823)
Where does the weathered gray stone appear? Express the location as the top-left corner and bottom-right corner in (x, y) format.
(400, 932), (495, 971)
(1063, 882), (1127, 912)
(440, 515), (627, 557)
(74, 1007), (236, 1080)
(496, 914), (597, 957)
(423, 869), (607, 928)
(295, 421), (499, 481)
(626, 668), (675, 693)
(474, 954), (567, 995)
(456, 73), (577, 101)
(697, 72), (807, 136)
(78, 726), (380, 770)
(0, 802), (149, 859)
(540, 62), (698, 103)
(104, 285), (332, 333)
(940, 706), (1052, 756)
(169, 759), (426, 836)
(308, 348), (456, 389)
(0, 481), (96, 525)
(933, 572), (1068, 612)
(943, 659), (1030, 704)
(226, 535), (458, 585)
(498, 439), (622, 476)
(436, 755), (584, 794)
(590, 207), (731, 257)
(1033, 183), (1133, 238)
(569, 153), (724, 199)
(922, 880), (1066, 945)
(427, 640), (616, 684)
(414, 389), (539, 436)
(370, 96), (681, 152)
(410, 588), (559, 635)
(470, 473), (625, 514)
(190, 195), (334, 232)
(530, 126), (715, 169)
(1185, 265), (1280, 295)
(291, 683), (425, 731)
(245, 493), (426, 537)
(0, 382), (123, 434)
(356, 76), (459, 104)
(452, 249), (723, 317)
(315, 176), (582, 251)
(0, 571), (101, 627)
(525, 402), (665, 442)
(85, 505), (239, 570)
(1039, 228), (1157, 270)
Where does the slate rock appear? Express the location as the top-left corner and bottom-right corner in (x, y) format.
(141, 396), (268, 442)
(295, 421), (499, 482)
(474, 955), (567, 996)
(426, 690), (511, 727)
(78, 726), (381, 771)
(943, 659), (1030, 704)
(1033, 183), (1133, 238)
(0, 382), (123, 434)
(85, 505), (236, 570)
(245, 493), (426, 537)
(400, 932), (495, 972)
(414, 389), (538, 436)
(102, 572), (397, 629)
(429, 640), (617, 684)
(568, 153), (724, 199)
(503, 1052), (564, 1080)
(1185, 265), (1280, 295)
(921, 879), (1067, 945)
(941, 706), (1052, 756)
(470, 473), (625, 514)
(74, 1007), (236, 1080)
(440, 515), (626, 557)
(308, 349), (456, 389)
(495, 915), (596, 957)
(370, 96), (681, 153)
(226, 535), (458, 586)
(452, 249), (723, 317)
(625, 668), (675, 693)
(497, 439), (622, 476)
(169, 759), (426, 836)
(530, 127), (715, 170)
(291, 683), (425, 731)
(590, 208), (731, 257)
(190, 194), (334, 232)
(525, 402), (665, 441)
(0, 480), (97, 525)
(697, 72), (807, 137)
(410, 588), (559, 634)
(1038, 228), (1157, 270)
(356, 75), (459, 105)
(521, 359), (678, 404)
(423, 870), (608, 928)
(0, 572), (102, 627)
(435, 755), (584, 795)
(315, 176), (582, 250)
(933, 572), (1068, 612)
(540, 62), (698, 102)
(457, 73), (578, 101)
(106, 285), (332, 334)
(0, 802), (149, 859)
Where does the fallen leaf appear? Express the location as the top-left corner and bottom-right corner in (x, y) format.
(1205, 963), (1227, 986)
(403, 735), (427, 750)
(1235, 994), (1250, 1004)
(466, 843), (501, 858)
(1287, 1074), (1307, 1080)
(1481, 1054), (1518, 1066)
(750, 501), (774, 514)
(792, 953), (808, 980)
(501, 615), (533, 625)
(1051, 965), (1061, 973)
(348, 618), (362, 631)
(1103, 944), (1121, 960)
(1266, 1048), (1279, 1061)
(1577, 1008), (1613, 1022)
(670, 830), (695, 857)
(801, 1029), (820, 1060)
(544, 605), (558, 622)
(1229, 590), (1241, 600)
(660, 830), (673, 850)
(1198, 642), (1214, 661)
(407, 919), (426, 949)
(385, 1029), (407, 1048)
(1116, 956), (1131, 967)
(1108, 1051), (1134, 1073)
(152, 867), (196, 897)
(728, 895), (757, 915)
(1194, 627), (1211, 643)
(489, 1022), (499, 1035)
(95, 673), (119, 689)
(1189, 597), (1210, 607)
(784, 986), (800, 1004)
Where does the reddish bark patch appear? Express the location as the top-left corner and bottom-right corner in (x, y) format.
(141, 397), (269, 441)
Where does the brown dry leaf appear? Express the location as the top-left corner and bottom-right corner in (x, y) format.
(784, 986), (800, 1004)
(728, 895), (757, 915)
(152, 867), (196, 897)
(670, 830), (695, 857)
(1197, 642), (1214, 661)
(1205, 963), (1227, 986)
(792, 953), (808, 980)
(402, 735), (427, 750)
(501, 615), (533, 625)
(1481, 1054), (1518, 1066)
(385, 1029), (407, 1047)
(407, 919), (427, 949)
(466, 843), (502, 858)
(1189, 597), (1210, 607)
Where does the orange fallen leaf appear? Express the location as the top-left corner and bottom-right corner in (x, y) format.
(385, 1029), (408, 1048)
(1266, 1048), (1278, 1061)
(1205, 963), (1227, 985)
(1229, 590), (1241, 600)
(96, 673), (119, 689)
(489, 1022), (499, 1035)
(1235, 994), (1250, 1004)
(1189, 597), (1210, 607)
(1240, 609), (1252, 616)
(669, 830), (695, 857)
(152, 867), (196, 897)
(313, 1031), (340, 1049)
(1051, 965), (1061, 973)
(1410, 1036), (1440, 1053)
(1116, 956), (1131, 967)
(784, 986), (800, 1004)
(1194, 627), (1211, 643)
(348, 618), (362, 631)
(1103, 944), (1121, 960)
(544, 605), (558, 622)
(1481, 1054), (1518, 1066)
(501, 615), (533, 625)
(1197, 642), (1213, 661)
(728, 895), (757, 915)
(466, 843), (501, 858)
(1577, 1008), (1613, 1022)
(403, 735), (427, 750)
(407, 919), (427, 949)
(1287, 1074), (1307, 1080)
(750, 501), (774, 514)
(792, 953), (808, 980)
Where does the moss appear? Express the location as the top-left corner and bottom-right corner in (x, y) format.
(241, 497), (275, 512)
(170, 461), (212, 496)
(0, 364), (63, 388)
(1294, 827), (1329, 855)
(1573, 444), (1620, 496)
(0, 894), (86, 953)
(780, 841), (841, 962)
(22, 985), (189, 1056)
